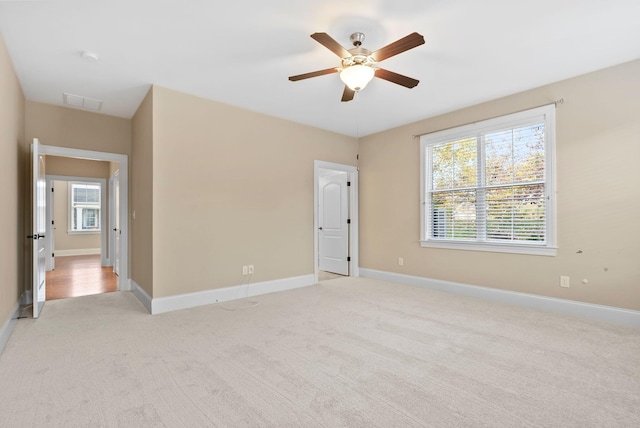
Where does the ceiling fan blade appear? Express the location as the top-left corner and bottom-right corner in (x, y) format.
(341, 86), (355, 102)
(375, 68), (420, 88)
(289, 67), (339, 81)
(311, 32), (351, 58)
(371, 32), (425, 62)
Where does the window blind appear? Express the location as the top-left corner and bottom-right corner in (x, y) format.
(421, 105), (555, 254)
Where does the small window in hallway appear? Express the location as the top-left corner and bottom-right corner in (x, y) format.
(69, 182), (101, 232)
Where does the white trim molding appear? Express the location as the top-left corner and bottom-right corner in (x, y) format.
(130, 280), (152, 314)
(360, 269), (640, 328)
(0, 298), (22, 355)
(55, 248), (101, 257)
(131, 274), (316, 315)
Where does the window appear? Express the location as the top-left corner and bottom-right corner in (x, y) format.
(69, 182), (101, 232)
(420, 105), (556, 256)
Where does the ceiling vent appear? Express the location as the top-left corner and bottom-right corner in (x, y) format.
(63, 92), (103, 111)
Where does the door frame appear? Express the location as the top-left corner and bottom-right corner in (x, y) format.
(313, 160), (359, 282)
(39, 144), (130, 291)
(109, 169), (121, 276)
(45, 175), (108, 266)
(108, 171), (116, 272)
(45, 177), (55, 271)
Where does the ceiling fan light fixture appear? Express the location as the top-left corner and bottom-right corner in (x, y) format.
(289, 31), (424, 101)
(340, 64), (375, 91)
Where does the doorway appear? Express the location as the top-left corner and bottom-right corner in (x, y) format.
(314, 160), (359, 283)
(44, 175), (117, 300)
(45, 176), (108, 266)
(37, 144), (129, 295)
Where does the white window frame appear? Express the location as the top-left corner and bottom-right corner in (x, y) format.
(420, 105), (557, 256)
(68, 181), (103, 234)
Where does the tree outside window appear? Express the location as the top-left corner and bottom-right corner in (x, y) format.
(420, 105), (556, 256)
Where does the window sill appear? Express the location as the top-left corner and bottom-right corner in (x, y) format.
(420, 240), (557, 256)
(67, 230), (101, 235)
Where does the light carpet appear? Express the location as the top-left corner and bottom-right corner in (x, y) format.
(1, 277), (639, 427)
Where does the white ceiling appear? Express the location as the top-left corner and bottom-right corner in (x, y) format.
(1, 0), (639, 137)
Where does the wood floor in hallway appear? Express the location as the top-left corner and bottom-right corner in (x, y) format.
(46, 255), (117, 300)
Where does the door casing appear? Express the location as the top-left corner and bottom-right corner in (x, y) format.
(313, 160), (359, 282)
(38, 144), (129, 291)
(111, 170), (121, 276)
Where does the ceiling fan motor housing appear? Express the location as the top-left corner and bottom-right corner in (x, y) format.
(342, 47), (375, 68)
(349, 32), (366, 47)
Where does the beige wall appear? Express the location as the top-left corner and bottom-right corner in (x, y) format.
(45, 156), (111, 179)
(109, 161), (120, 176)
(359, 59), (640, 311)
(0, 32), (25, 324)
(131, 89), (153, 296)
(25, 101), (131, 155)
(52, 180), (102, 252)
(151, 86), (358, 298)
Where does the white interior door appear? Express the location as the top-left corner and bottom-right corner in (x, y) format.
(31, 138), (47, 318)
(45, 177), (55, 271)
(113, 171), (120, 276)
(319, 172), (349, 275)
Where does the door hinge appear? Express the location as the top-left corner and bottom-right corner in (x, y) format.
(51, 187), (54, 192)
(347, 181), (351, 186)
(347, 219), (351, 224)
(347, 257), (351, 262)
(51, 220), (54, 225)
(52, 253), (55, 258)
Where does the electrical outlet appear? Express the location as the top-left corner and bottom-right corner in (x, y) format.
(248, 265), (254, 274)
(242, 265), (248, 275)
(560, 275), (570, 288)
(398, 257), (404, 266)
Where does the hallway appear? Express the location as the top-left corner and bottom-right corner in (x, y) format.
(46, 255), (117, 300)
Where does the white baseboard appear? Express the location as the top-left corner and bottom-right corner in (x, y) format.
(360, 268), (640, 328)
(130, 280), (152, 313)
(131, 274), (316, 315)
(56, 248), (101, 257)
(0, 295), (23, 355)
(22, 290), (32, 306)
(118, 275), (130, 292)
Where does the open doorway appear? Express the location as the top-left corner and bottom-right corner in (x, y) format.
(37, 144), (129, 302)
(314, 160), (359, 283)
(44, 172), (117, 300)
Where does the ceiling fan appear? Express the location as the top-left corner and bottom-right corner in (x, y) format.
(289, 31), (425, 102)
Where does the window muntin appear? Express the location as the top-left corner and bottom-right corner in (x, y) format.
(420, 105), (556, 255)
(69, 182), (101, 232)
